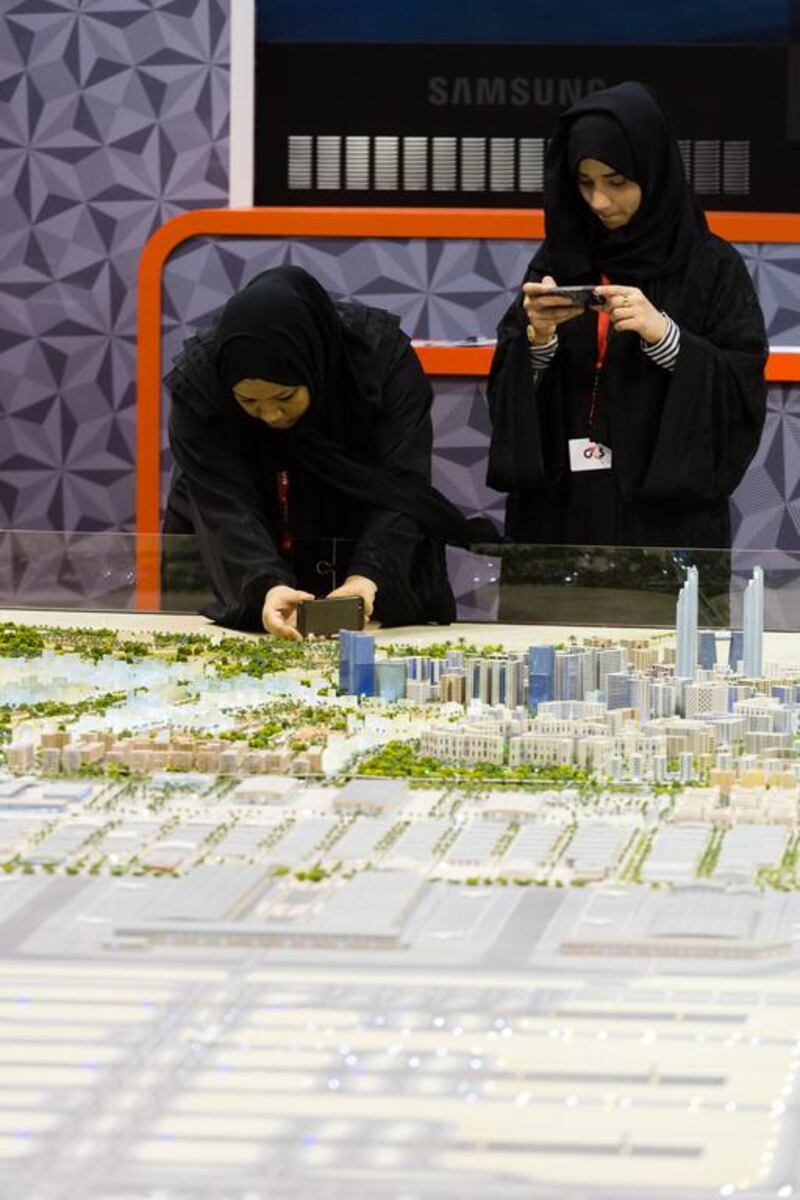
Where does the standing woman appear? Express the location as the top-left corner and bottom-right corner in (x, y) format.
(164, 266), (494, 636)
(487, 81), (768, 549)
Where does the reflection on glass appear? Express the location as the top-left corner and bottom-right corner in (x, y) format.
(0, 531), (798, 633)
(483, 544), (732, 628)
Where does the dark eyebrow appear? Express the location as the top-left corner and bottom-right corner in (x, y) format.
(578, 170), (626, 181)
(234, 388), (295, 403)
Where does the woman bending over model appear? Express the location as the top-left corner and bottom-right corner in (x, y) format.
(164, 266), (494, 637)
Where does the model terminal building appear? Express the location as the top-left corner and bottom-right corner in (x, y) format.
(3, 566), (800, 1199)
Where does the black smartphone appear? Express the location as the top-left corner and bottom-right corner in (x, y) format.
(296, 596), (365, 637)
(542, 285), (605, 308)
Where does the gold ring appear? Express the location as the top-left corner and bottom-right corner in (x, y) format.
(622, 294), (631, 306)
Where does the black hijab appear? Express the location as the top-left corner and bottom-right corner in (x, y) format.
(214, 266), (345, 430)
(209, 265), (498, 547)
(534, 81), (708, 284)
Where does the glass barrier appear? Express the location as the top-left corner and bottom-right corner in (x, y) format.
(0, 530), (798, 633)
(0, 530), (136, 613)
(472, 543), (800, 632)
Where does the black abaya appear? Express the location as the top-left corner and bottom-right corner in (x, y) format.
(164, 271), (495, 631)
(489, 235), (768, 547)
(486, 82), (768, 549)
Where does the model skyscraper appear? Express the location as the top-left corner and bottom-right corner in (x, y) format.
(675, 565), (699, 680)
(339, 630), (375, 696)
(742, 565), (765, 677)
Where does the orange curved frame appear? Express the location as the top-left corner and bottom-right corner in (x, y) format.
(137, 206), (800, 609)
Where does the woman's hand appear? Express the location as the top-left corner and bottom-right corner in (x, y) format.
(262, 585), (315, 640)
(593, 284), (668, 344)
(326, 574), (377, 621)
(522, 275), (585, 345)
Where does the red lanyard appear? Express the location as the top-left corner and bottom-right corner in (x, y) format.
(276, 469), (292, 553)
(588, 274), (611, 431)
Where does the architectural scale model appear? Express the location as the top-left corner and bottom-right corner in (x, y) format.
(1, 567), (799, 1200)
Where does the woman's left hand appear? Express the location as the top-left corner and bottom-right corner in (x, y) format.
(326, 574), (378, 621)
(592, 284), (668, 345)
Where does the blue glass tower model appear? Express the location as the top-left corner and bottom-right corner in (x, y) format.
(374, 660), (407, 702)
(339, 630), (376, 696)
(527, 645), (555, 706)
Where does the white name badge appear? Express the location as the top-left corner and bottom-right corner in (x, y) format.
(569, 437), (613, 472)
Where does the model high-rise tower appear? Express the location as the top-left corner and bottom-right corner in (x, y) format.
(675, 566), (699, 680)
(742, 565), (764, 677)
(339, 630), (375, 696)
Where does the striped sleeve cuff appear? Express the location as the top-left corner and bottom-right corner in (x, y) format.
(528, 334), (559, 371)
(642, 313), (680, 372)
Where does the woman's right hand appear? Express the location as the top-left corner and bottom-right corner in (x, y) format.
(522, 275), (585, 345)
(262, 585), (315, 640)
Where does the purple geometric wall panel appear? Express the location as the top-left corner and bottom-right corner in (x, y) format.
(0, 0), (229, 532)
(162, 235), (535, 350)
(431, 380), (505, 528)
(732, 385), (800, 549)
(743, 243), (800, 343)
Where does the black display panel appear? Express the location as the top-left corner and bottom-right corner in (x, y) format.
(255, 43), (800, 211)
(256, 0), (795, 44)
